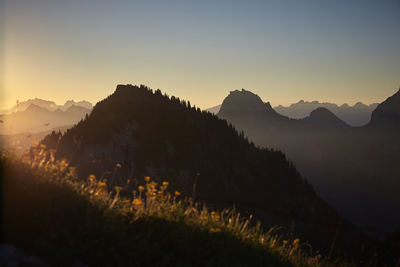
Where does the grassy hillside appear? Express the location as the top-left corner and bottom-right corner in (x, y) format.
(1, 146), (354, 267)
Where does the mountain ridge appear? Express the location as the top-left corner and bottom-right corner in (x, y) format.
(214, 87), (400, 231)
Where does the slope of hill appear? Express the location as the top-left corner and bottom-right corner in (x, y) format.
(0, 104), (90, 135)
(3, 153), (364, 267)
(215, 88), (400, 232)
(368, 88), (400, 131)
(42, 84), (369, 255)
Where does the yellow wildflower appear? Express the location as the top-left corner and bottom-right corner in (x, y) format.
(174, 191), (181, 197)
(138, 186), (145, 191)
(293, 238), (300, 245)
(98, 182), (107, 188)
(162, 181), (169, 186)
(114, 186), (123, 192)
(144, 176), (151, 182)
(132, 199), (143, 206)
(209, 227), (221, 233)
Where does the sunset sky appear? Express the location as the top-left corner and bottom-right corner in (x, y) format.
(2, 0), (400, 110)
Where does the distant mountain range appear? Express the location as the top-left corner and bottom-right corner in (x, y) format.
(3, 98), (93, 114)
(0, 102), (91, 136)
(207, 99), (378, 126)
(216, 88), (400, 231)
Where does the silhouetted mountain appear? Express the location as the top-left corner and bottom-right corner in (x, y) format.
(302, 108), (349, 129)
(368, 88), (400, 130)
(0, 103), (90, 135)
(218, 90), (349, 135)
(207, 96), (375, 126)
(219, 89), (285, 120)
(215, 88), (400, 232)
(50, 85), (332, 221)
(42, 84), (369, 254)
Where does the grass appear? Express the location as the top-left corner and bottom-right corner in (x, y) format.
(1, 143), (354, 266)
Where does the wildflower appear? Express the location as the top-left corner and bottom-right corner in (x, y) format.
(174, 191), (181, 197)
(283, 240), (288, 245)
(88, 174), (96, 181)
(31, 141), (39, 147)
(293, 238), (300, 245)
(114, 186), (123, 192)
(144, 176), (150, 182)
(132, 199), (143, 206)
(98, 182), (107, 188)
(162, 181), (169, 186)
(40, 144), (46, 149)
(116, 163), (122, 168)
(138, 186), (145, 192)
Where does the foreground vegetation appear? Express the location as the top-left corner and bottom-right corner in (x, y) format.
(0, 144), (380, 266)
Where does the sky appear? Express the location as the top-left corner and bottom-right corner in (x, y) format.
(2, 0), (400, 110)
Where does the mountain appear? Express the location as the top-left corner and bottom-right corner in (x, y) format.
(368, 88), (400, 130)
(42, 84), (369, 254)
(0, 103), (90, 135)
(207, 98), (376, 126)
(10, 98), (59, 113)
(219, 89), (284, 120)
(302, 107), (349, 129)
(9, 98), (93, 113)
(218, 89), (349, 135)
(61, 100), (93, 111)
(215, 88), (400, 232)
(275, 100), (378, 126)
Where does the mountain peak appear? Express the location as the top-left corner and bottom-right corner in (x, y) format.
(218, 89), (278, 117)
(25, 103), (50, 113)
(303, 107), (349, 128)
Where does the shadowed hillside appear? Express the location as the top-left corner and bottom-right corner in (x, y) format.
(216, 88), (400, 232)
(42, 84), (369, 256)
